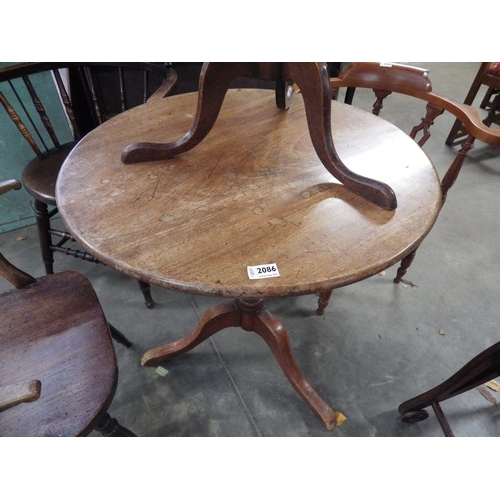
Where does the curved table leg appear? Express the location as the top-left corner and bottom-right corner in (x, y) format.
(121, 63), (249, 164)
(141, 301), (241, 366)
(252, 305), (339, 430)
(283, 62), (397, 211)
(122, 62), (396, 211)
(141, 298), (340, 430)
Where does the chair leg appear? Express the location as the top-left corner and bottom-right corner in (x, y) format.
(394, 247), (418, 283)
(108, 323), (132, 348)
(33, 199), (55, 275)
(482, 92), (500, 127)
(344, 87), (356, 105)
(34, 200), (154, 309)
(480, 87), (498, 109)
(138, 280), (155, 309)
(445, 118), (468, 145)
(441, 134), (476, 205)
(316, 289), (333, 315)
(395, 134), (475, 284)
(93, 412), (137, 437)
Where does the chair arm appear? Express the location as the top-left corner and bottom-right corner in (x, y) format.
(0, 253), (37, 288)
(0, 380), (41, 412)
(335, 62), (433, 94)
(423, 92), (500, 147)
(0, 180), (37, 288)
(331, 62), (500, 148)
(147, 68), (178, 103)
(0, 179), (21, 196)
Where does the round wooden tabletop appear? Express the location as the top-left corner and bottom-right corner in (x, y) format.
(57, 89), (441, 298)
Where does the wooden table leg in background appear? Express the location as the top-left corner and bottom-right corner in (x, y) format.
(141, 298), (340, 430)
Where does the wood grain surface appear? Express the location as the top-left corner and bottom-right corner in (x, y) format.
(57, 89), (441, 298)
(0, 272), (117, 436)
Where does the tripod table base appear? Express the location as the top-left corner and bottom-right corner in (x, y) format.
(141, 298), (341, 430)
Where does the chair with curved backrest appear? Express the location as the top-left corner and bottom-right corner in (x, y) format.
(0, 179), (135, 436)
(0, 62), (178, 309)
(446, 62), (500, 145)
(315, 62), (500, 315)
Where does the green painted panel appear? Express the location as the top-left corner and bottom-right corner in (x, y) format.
(0, 63), (73, 233)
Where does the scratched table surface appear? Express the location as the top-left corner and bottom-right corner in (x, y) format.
(57, 88), (441, 299)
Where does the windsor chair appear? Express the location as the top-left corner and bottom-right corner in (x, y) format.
(0, 62), (177, 308)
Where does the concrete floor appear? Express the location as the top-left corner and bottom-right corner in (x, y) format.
(1, 63), (499, 438)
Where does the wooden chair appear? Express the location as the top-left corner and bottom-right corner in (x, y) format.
(446, 62), (500, 145)
(315, 62), (500, 315)
(0, 63), (177, 309)
(0, 178), (135, 436)
(399, 339), (500, 436)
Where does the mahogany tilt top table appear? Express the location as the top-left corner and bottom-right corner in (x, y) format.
(57, 88), (441, 430)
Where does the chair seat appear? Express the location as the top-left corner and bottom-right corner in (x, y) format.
(0, 271), (117, 437)
(21, 142), (77, 205)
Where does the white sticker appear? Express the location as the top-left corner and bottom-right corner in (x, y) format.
(380, 62), (393, 67)
(247, 263), (280, 279)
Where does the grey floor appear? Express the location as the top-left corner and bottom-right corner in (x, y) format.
(1, 62), (499, 437)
